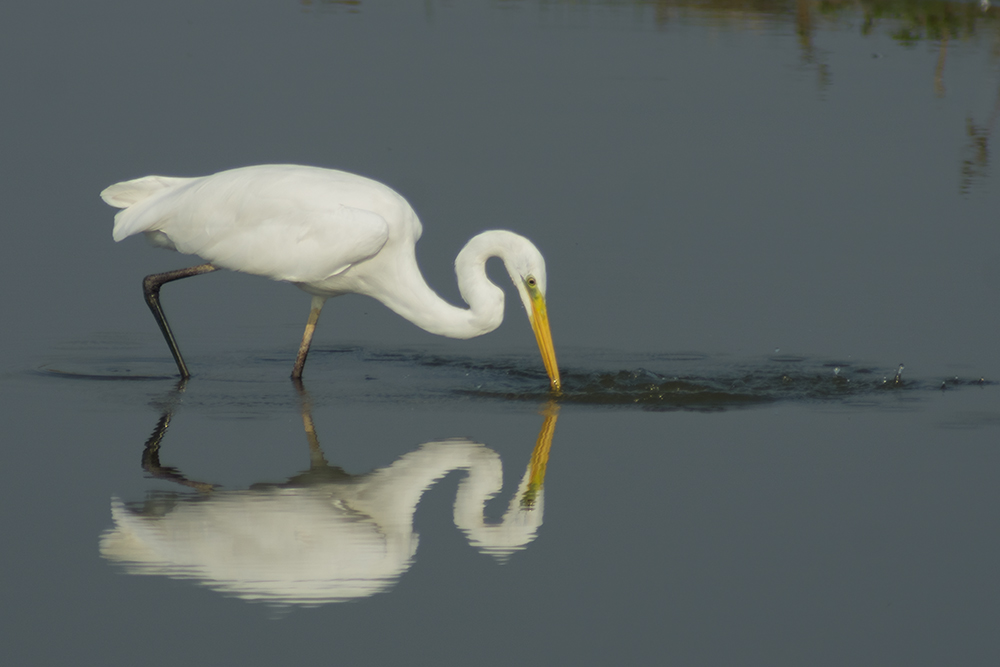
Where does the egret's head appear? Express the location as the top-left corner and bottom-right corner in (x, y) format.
(496, 234), (561, 394)
(458, 230), (561, 393)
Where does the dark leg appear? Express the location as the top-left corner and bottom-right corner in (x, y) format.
(292, 295), (328, 381)
(143, 264), (218, 378)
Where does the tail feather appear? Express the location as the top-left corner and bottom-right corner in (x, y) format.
(100, 175), (188, 208)
(103, 174), (197, 242)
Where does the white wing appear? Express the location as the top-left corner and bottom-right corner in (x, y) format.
(105, 165), (393, 283)
(166, 202), (390, 283)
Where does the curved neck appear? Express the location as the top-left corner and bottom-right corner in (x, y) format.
(366, 236), (507, 340)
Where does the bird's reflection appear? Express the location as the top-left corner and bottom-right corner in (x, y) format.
(100, 382), (559, 606)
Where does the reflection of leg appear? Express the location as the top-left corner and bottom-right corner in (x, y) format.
(292, 377), (328, 468)
(143, 264), (218, 378)
(141, 379), (215, 492)
(291, 295), (328, 380)
(287, 379), (354, 486)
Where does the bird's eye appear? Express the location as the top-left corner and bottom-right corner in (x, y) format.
(525, 276), (537, 288)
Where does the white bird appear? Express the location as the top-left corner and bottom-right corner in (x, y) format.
(101, 164), (561, 390)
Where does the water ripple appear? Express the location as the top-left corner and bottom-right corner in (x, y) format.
(34, 342), (995, 411)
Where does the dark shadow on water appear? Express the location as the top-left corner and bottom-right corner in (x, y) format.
(343, 349), (992, 410)
(34, 365), (178, 381)
(461, 360), (994, 410)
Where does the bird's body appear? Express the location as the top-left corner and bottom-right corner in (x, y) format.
(102, 164), (560, 389)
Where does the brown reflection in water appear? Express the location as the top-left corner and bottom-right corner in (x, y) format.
(294, 0), (1000, 190)
(962, 77), (1000, 194)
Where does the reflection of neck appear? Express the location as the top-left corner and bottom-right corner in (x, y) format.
(455, 404), (559, 561)
(341, 405), (559, 562)
(336, 440), (534, 558)
(453, 445), (546, 562)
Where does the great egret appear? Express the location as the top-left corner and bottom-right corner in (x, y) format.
(101, 164), (561, 390)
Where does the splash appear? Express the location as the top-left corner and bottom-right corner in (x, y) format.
(442, 355), (994, 410)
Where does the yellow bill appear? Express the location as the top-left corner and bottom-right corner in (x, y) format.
(526, 283), (561, 393)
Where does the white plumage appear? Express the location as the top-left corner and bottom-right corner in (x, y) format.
(102, 164), (561, 388)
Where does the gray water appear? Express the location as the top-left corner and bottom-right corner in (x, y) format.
(3, 1), (1000, 665)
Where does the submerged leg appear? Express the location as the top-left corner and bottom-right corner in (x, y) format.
(143, 264), (218, 378)
(292, 295), (328, 381)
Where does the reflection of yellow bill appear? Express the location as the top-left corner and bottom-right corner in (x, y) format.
(527, 283), (562, 393)
(522, 402), (560, 508)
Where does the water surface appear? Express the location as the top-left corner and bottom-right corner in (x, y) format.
(2, 1), (1000, 665)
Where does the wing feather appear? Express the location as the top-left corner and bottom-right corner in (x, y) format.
(177, 205), (389, 282)
(106, 166), (394, 283)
